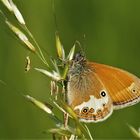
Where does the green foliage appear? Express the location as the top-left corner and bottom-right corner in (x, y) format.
(0, 0), (140, 139)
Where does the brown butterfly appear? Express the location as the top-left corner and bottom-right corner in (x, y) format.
(67, 52), (140, 123)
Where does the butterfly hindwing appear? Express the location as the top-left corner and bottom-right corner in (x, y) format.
(67, 62), (113, 122)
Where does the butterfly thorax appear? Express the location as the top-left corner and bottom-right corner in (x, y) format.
(68, 52), (89, 76)
(68, 53), (93, 93)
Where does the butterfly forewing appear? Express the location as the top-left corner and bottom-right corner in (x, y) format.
(91, 62), (140, 109)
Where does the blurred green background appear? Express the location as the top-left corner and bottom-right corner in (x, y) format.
(0, 0), (140, 139)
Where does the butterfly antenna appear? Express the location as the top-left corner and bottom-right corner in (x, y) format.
(74, 40), (86, 57)
(82, 34), (86, 53)
(81, 33), (87, 58)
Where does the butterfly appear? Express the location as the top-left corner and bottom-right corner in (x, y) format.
(67, 52), (140, 123)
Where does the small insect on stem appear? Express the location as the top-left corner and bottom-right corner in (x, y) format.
(25, 56), (31, 72)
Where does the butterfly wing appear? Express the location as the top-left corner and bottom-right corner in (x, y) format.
(90, 62), (140, 109)
(67, 63), (113, 122)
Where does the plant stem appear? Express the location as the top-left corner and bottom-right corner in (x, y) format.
(52, 133), (56, 140)
(23, 25), (49, 66)
(84, 124), (93, 140)
(62, 81), (69, 140)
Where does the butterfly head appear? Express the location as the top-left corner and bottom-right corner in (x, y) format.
(73, 51), (86, 63)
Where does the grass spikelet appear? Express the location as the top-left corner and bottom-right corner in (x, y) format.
(6, 20), (36, 52)
(0, 1), (95, 139)
(55, 32), (65, 60)
(35, 68), (61, 81)
(9, 0), (25, 25)
(1, 0), (12, 11)
(128, 124), (140, 139)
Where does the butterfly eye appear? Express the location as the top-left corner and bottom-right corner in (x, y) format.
(100, 90), (106, 97)
(82, 107), (89, 114)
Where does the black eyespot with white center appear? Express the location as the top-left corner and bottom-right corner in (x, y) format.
(82, 107), (89, 114)
(100, 90), (106, 97)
